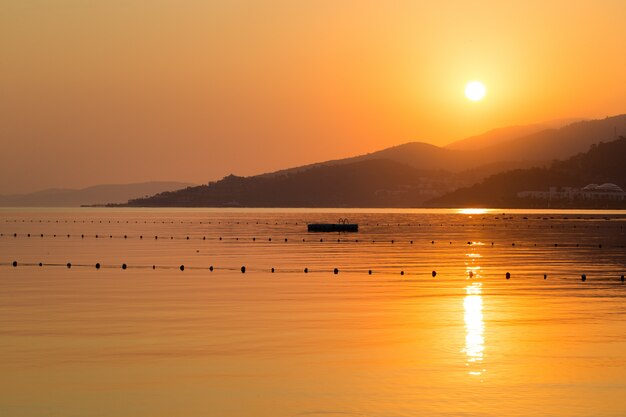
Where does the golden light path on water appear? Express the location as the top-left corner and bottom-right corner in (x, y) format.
(464, 283), (485, 377)
(464, 247), (485, 379)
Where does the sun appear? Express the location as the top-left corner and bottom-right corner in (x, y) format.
(465, 81), (486, 101)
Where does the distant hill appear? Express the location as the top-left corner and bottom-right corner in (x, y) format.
(119, 114), (626, 208)
(261, 142), (482, 179)
(0, 181), (194, 207)
(124, 160), (461, 207)
(430, 137), (626, 208)
(474, 115), (626, 163)
(444, 118), (583, 151)
(265, 115), (625, 178)
(445, 123), (549, 150)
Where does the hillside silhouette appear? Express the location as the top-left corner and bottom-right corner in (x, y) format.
(121, 115), (626, 208)
(124, 160), (461, 207)
(265, 115), (625, 178)
(430, 137), (626, 208)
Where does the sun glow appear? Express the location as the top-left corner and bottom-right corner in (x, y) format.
(458, 208), (489, 215)
(465, 81), (486, 101)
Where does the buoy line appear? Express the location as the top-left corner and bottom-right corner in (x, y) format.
(0, 232), (620, 249)
(1, 260), (624, 282)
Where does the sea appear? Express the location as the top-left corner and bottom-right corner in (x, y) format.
(1, 207), (626, 417)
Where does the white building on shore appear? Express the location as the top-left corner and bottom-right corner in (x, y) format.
(517, 183), (626, 201)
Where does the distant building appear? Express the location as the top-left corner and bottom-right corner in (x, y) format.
(517, 183), (626, 201)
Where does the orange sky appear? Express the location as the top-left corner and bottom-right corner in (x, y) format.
(1, 0), (625, 193)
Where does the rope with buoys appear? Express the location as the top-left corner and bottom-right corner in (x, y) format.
(3, 260), (623, 282)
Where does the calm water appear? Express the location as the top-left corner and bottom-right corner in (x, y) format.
(1, 208), (626, 417)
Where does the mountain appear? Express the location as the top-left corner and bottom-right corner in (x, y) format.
(261, 142), (479, 179)
(0, 181), (194, 207)
(266, 115), (625, 178)
(474, 115), (626, 163)
(445, 123), (550, 150)
(444, 118), (584, 151)
(124, 160), (462, 207)
(429, 137), (626, 208)
(120, 115), (626, 208)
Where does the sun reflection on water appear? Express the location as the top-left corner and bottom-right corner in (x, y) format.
(458, 208), (489, 215)
(463, 253), (485, 379)
(464, 283), (484, 375)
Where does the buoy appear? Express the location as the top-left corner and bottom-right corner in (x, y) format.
(209, 266), (214, 272)
(241, 266), (246, 273)
(334, 268), (339, 274)
(124, 235), (127, 239)
(122, 263), (127, 270)
(96, 263), (100, 269)
(544, 274), (547, 280)
(368, 270), (372, 275)
(38, 262), (42, 267)
(304, 268), (308, 273)
(432, 271), (437, 277)
(400, 271), (404, 276)
(180, 265), (185, 271)
(469, 271), (473, 278)
(506, 272), (511, 279)
(67, 263), (72, 268)
(271, 268), (275, 273)
(581, 274), (586, 282)
(152, 265), (156, 269)
(621, 275), (624, 283)
(12, 261), (17, 267)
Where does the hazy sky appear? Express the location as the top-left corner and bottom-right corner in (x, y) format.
(1, 0), (625, 193)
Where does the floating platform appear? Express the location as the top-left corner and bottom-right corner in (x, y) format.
(307, 220), (358, 232)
